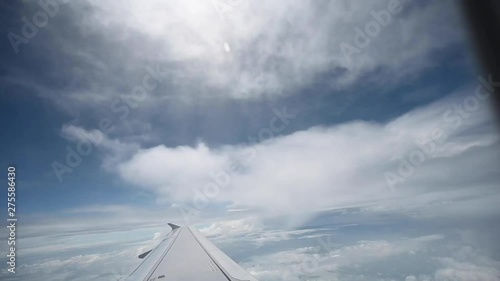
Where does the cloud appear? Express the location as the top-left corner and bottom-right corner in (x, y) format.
(198, 217), (325, 247)
(404, 246), (500, 281)
(4, 210), (499, 281)
(433, 258), (500, 281)
(80, 87), (500, 219)
(8, 0), (465, 116)
(0, 225), (165, 281)
(72, 0), (462, 98)
(199, 217), (263, 238)
(118, 142), (228, 199)
(240, 231), (500, 281)
(242, 234), (444, 281)
(60, 124), (139, 170)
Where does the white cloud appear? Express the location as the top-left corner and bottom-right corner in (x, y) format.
(242, 234), (444, 281)
(198, 217), (325, 247)
(60, 124), (139, 170)
(88, 87), (500, 219)
(432, 246), (500, 281)
(240, 234), (500, 281)
(402, 247), (500, 281)
(118, 142), (227, 199)
(199, 217), (263, 238)
(0, 227), (162, 280)
(434, 259), (500, 281)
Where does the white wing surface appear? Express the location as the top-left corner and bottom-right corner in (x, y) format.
(124, 224), (258, 281)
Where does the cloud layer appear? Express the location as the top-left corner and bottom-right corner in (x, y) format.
(7, 0), (465, 116)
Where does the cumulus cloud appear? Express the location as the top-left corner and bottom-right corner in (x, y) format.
(240, 232), (500, 281)
(199, 217), (263, 238)
(242, 234), (444, 281)
(433, 258), (500, 281)
(118, 142), (228, 199)
(198, 217), (325, 247)
(70, 87), (499, 219)
(403, 246), (500, 281)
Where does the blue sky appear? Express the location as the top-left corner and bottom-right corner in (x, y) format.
(1, 0), (500, 280)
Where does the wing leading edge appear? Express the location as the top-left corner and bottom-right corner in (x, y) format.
(124, 224), (258, 281)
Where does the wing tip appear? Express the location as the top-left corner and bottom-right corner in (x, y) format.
(138, 249), (152, 259)
(168, 223), (180, 230)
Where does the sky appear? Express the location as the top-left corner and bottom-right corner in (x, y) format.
(1, 0), (500, 280)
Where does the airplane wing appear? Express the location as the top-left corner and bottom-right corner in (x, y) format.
(124, 224), (258, 281)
